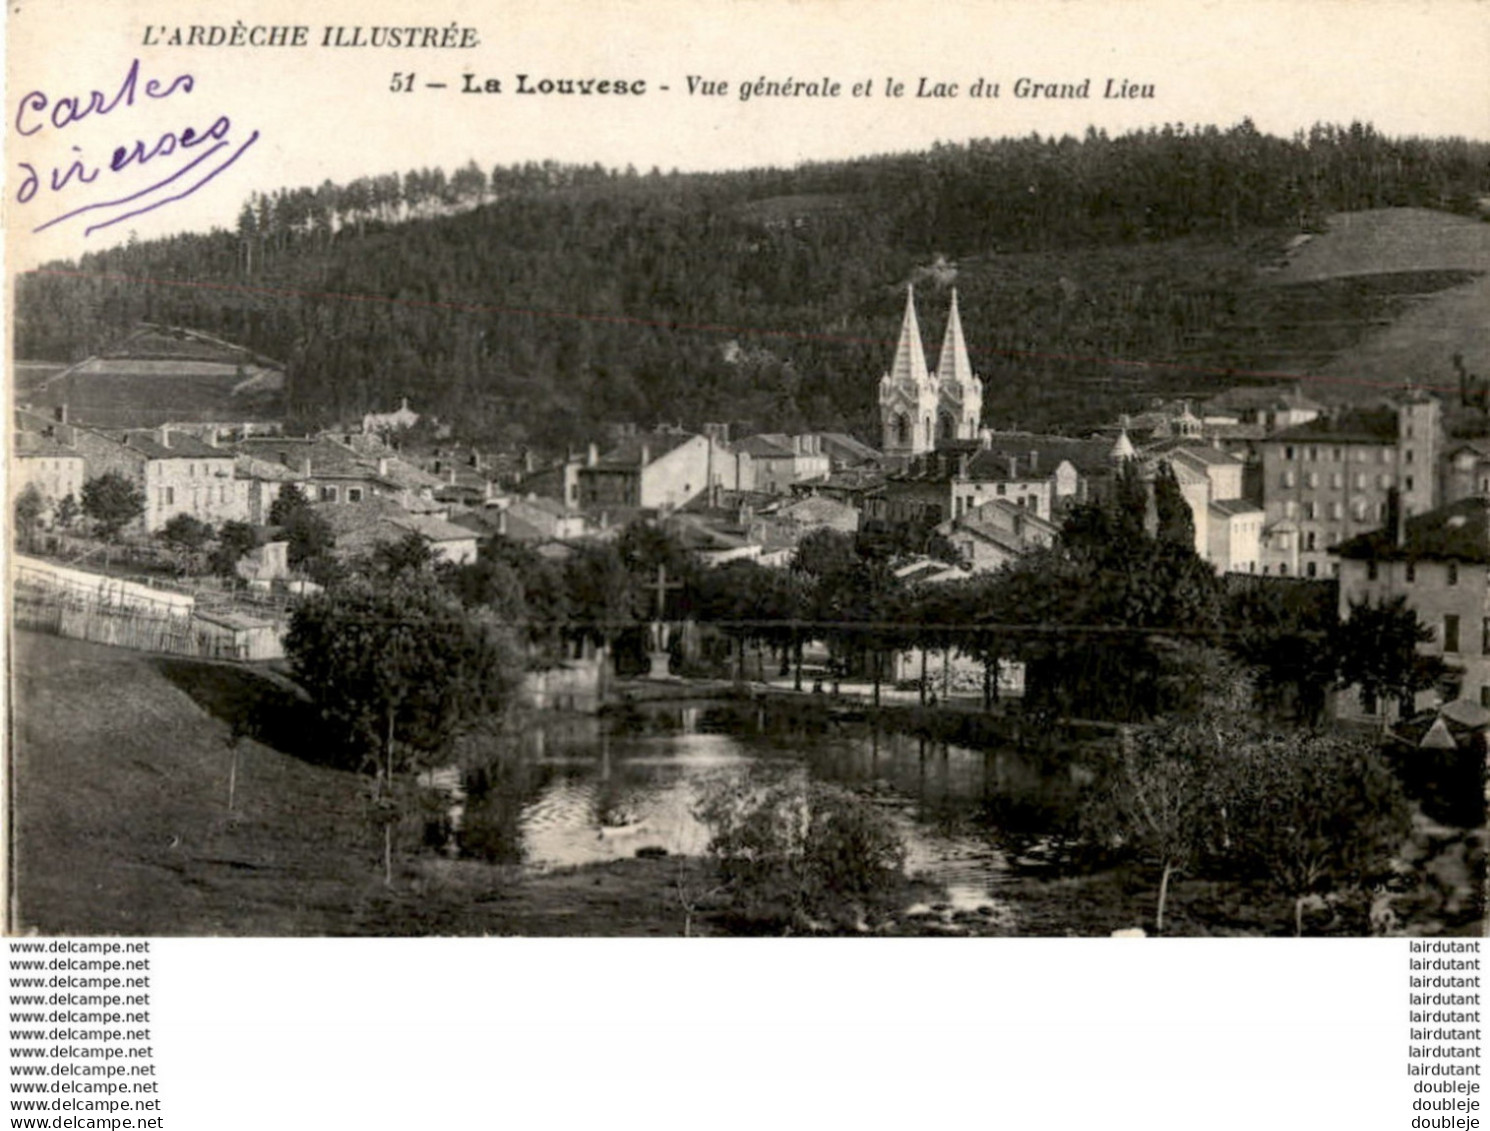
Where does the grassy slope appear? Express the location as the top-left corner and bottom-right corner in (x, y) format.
(1270, 209), (1490, 404)
(7, 632), (696, 936)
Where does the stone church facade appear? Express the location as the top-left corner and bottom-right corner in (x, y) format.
(878, 286), (984, 461)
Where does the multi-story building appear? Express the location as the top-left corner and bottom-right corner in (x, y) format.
(1258, 391), (1441, 578)
(68, 424), (250, 533)
(576, 429), (743, 511)
(1334, 495), (1490, 717)
(12, 431), (86, 519)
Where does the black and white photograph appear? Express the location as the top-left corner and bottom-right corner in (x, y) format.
(5, 0), (1487, 949)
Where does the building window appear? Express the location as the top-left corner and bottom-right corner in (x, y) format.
(1306, 472), (1319, 489)
(164, 486), (174, 505)
(1406, 562), (1416, 583)
(1284, 446), (1294, 460)
(1329, 502), (1342, 520)
(1378, 474), (1392, 490)
(1405, 476), (1415, 492)
(1306, 561), (1318, 578)
(1354, 472), (1365, 489)
(1368, 560), (1379, 581)
(1406, 449), (1415, 464)
(1330, 472), (1342, 489)
(1482, 616), (1490, 655)
(1306, 531), (1317, 551)
(1481, 685), (1490, 709)
(1332, 447), (1342, 462)
(1308, 446), (1318, 461)
(1281, 471), (1295, 488)
(347, 487), (364, 503)
(1331, 562), (1340, 577)
(319, 486), (339, 503)
(1445, 614), (1460, 653)
(1305, 502), (1317, 520)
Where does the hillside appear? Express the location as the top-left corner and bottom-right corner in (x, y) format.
(14, 125), (1489, 448)
(1261, 209), (1490, 407)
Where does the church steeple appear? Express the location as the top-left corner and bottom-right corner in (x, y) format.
(887, 284), (930, 388)
(879, 285), (938, 458)
(934, 288), (973, 388)
(933, 287), (983, 439)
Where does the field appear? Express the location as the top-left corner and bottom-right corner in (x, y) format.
(1269, 208), (1490, 407)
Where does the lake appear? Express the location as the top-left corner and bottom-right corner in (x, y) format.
(436, 699), (1088, 909)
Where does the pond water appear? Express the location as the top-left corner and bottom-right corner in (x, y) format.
(439, 700), (1089, 910)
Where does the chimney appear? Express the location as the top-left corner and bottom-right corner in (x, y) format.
(957, 452), (969, 479)
(156, 425), (171, 449)
(377, 457), (389, 477)
(446, 468), (458, 485)
(484, 479), (497, 502)
(639, 443), (650, 467)
(1007, 456), (1018, 480)
(1028, 450), (1039, 473)
(978, 428), (992, 451)
(587, 443), (598, 468)
(299, 455), (312, 478)
(497, 508), (508, 537)
(1387, 486), (1404, 547)
(522, 449), (535, 474)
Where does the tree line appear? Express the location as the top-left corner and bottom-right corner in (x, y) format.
(16, 122), (1488, 450)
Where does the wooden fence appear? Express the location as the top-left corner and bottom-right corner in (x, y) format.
(13, 586), (265, 662)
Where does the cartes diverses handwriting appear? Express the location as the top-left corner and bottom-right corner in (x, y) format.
(12, 57), (260, 237)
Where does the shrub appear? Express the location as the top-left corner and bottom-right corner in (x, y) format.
(696, 770), (906, 932)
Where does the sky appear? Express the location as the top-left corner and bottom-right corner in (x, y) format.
(5, 0), (1488, 271)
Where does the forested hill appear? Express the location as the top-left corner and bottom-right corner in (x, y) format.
(15, 122), (1489, 450)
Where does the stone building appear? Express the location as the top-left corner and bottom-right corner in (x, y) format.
(1258, 390), (1441, 578)
(1334, 496), (1490, 717)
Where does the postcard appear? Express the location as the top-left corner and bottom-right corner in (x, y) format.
(4, 0), (1487, 1116)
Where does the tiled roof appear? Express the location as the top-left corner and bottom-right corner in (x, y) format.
(13, 431), (80, 457)
(734, 434), (797, 458)
(121, 430), (231, 460)
(599, 430), (696, 467)
(1270, 407), (1398, 445)
(1202, 385), (1325, 414)
(811, 432), (881, 465)
(1334, 497), (1490, 563)
(1209, 499), (1264, 518)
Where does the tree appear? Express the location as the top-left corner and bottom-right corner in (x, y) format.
(696, 770), (907, 933)
(1332, 595), (1447, 722)
(1152, 460), (1195, 550)
(267, 482), (311, 527)
(1085, 719), (1230, 933)
(14, 484), (45, 551)
(55, 493), (79, 530)
(369, 531), (436, 580)
(211, 521), (259, 581)
(284, 574), (522, 884)
(81, 473), (145, 540)
(160, 513), (213, 550)
(1223, 730), (1410, 935)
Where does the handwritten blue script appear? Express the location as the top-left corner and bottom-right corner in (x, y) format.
(13, 58), (260, 236)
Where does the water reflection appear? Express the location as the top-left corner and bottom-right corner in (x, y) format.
(447, 700), (1085, 908)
